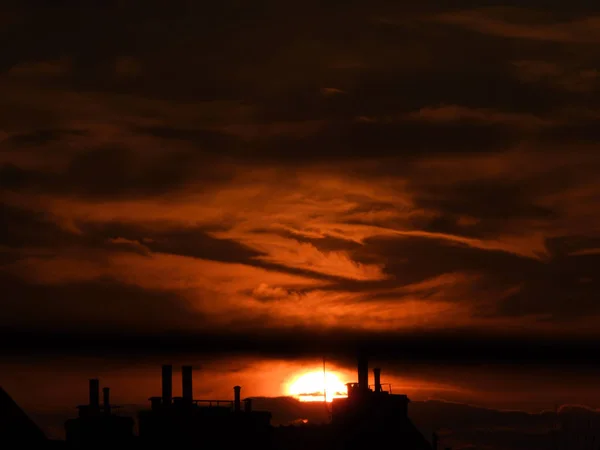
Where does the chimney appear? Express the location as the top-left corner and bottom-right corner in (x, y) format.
(373, 368), (381, 393)
(89, 379), (100, 409)
(162, 365), (172, 406)
(182, 365), (193, 403)
(234, 386), (241, 412)
(432, 432), (439, 450)
(244, 398), (252, 413)
(103, 387), (111, 415)
(357, 353), (368, 390)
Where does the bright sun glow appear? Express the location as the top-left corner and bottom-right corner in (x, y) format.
(287, 371), (348, 402)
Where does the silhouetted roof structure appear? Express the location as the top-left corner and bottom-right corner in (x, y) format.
(328, 354), (433, 450)
(64, 379), (134, 449)
(138, 365), (272, 448)
(0, 386), (47, 443)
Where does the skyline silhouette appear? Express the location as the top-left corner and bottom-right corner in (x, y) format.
(2, 0), (600, 448)
(4, 355), (600, 450)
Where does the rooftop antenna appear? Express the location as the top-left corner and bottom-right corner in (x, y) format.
(323, 356), (327, 403)
(323, 356), (332, 422)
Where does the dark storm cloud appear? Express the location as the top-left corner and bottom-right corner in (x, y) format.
(490, 251), (600, 320)
(240, 212), (584, 322)
(0, 163), (38, 190)
(0, 272), (203, 333)
(81, 222), (360, 284)
(4, 0), (596, 113)
(132, 120), (519, 164)
(4, 129), (87, 147)
(0, 201), (352, 285)
(3, 326), (600, 368)
(79, 222), (265, 265)
(62, 146), (213, 199)
(254, 120), (519, 161)
(0, 201), (263, 266)
(0, 203), (76, 250)
(411, 179), (557, 229)
(0, 144), (236, 199)
(537, 120), (600, 144)
(134, 126), (238, 148)
(434, 7), (600, 44)
(360, 234), (539, 286)
(0, 0), (599, 350)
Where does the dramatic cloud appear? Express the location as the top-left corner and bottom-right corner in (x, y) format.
(435, 8), (600, 44)
(1, 0), (600, 410)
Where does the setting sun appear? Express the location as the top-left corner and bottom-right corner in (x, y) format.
(287, 371), (348, 402)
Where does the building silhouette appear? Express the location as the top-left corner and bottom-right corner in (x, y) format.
(0, 386), (47, 446)
(552, 409), (600, 450)
(273, 353), (433, 450)
(64, 379), (134, 449)
(2, 353), (436, 450)
(138, 364), (272, 449)
(331, 354), (432, 450)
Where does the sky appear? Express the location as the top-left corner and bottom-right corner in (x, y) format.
(2, 1), (600, 444)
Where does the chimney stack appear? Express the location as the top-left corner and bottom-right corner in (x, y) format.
(244, 398), (252, 413)
(162, 365), (172, 406)
(182, 366), (193, 403)
(89, 379), (100, 409)
(357, 353), (369, 390)
(103, 387), (111, 415)
(234, 386), (241, 412)
(373, 368), (381, 392)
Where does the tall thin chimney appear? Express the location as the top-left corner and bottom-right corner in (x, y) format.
(89, 379), (100, 409)
(162, 365), (172, 406)
(357, 353), (368, 390)
(103, 387), (111, 415)
(234, 386), (241, 412)
(182, 365), (193, 402)
(373, 368), (381, 393)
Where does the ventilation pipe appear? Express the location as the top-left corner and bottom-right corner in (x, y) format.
(373, 368), (382, 393)
(103, 387), (111, 415)
(182, 365), (193, 403)
(162, 365), (172, 406)
(234, 386), (241, 412)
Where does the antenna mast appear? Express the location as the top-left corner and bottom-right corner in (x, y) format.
(323, 356), (327, 403)
(323, 356), (332, 422)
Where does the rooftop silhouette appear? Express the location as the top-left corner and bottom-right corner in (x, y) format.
(64, 379), (134, 449)
(0, 386), (47, 444)
(1, 355), (446, 449)
(137, 364), (272, 448)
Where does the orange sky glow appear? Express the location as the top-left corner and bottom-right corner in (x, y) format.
(2, 4), (600, 447)
(286, 370), (349, 402)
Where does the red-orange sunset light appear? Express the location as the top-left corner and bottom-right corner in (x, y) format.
(286, 370), (348, 402)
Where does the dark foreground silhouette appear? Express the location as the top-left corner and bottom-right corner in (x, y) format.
(3, 365), (598, 450)
(1, 354), (441, 450)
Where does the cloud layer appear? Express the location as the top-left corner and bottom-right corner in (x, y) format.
(1, 1), (600, 358)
